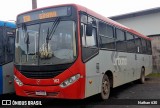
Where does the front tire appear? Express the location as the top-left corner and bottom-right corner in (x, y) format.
(100, 74), (110, 100)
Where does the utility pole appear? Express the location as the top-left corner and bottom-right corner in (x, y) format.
(32, 0), (37, 9)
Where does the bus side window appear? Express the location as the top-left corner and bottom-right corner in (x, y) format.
(116, 28), (127, 52)
(135, 35), (142, 53)
(141, 39), (147, 54)
(146, 40), (152, 55)
(99, 22), (115, 50)
(126, 32), (136, 53)
(6, 36), (15, 62)
(80, 14), (87, 47)
(6, 28), (15, 63)
(81, 23), (86, 46)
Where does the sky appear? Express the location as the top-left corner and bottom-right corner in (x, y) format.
(1, 0), (160, 21)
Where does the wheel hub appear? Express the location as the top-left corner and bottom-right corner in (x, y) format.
(103, 80), (109, 94)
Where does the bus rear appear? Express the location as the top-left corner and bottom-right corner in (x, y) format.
(14, 4), (85, 99)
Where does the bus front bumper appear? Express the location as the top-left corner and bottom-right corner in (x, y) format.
(14, 79), (83, 99)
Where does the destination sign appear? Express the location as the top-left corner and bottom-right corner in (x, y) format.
(17, 6), (71, 23)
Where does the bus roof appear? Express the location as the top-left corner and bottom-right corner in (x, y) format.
(17, 4), (151, 41)
(0, 21), (16, 28)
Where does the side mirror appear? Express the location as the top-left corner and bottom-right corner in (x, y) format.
(80, 25), (83, 37)
(86, 23), (92, 36)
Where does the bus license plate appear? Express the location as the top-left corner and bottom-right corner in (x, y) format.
(35, 91), (46, 96)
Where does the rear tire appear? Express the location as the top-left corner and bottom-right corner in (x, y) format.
(100, 74), (110, 100)
(139, 67), (145, 84)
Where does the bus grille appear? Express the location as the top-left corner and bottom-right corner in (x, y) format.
(20, 71), (63, 79)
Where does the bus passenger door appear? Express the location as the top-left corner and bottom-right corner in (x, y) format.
(80, 15), (100, 98)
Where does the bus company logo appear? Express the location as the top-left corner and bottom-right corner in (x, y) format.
(53, 79), (60, 84)
(113, 57), (127, 66)
(36, 79), (40, 85)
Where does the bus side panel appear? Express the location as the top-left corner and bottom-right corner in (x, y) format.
(85, 51), (120, 98)
(135, 54), (152, 80)
(134, 54), (142, 80)
(108, 51), (134, 87)
(0, 66), (2, 94)
(85, 50), (152, 98)
(98, 51), (126, 88)
(2, 62), (14, 94)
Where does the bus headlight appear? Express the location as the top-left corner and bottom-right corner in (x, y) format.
(60, 74), (80, 88)
(14, 75), (23, 86)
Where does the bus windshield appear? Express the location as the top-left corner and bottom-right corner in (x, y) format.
(15, 20), (77, 65)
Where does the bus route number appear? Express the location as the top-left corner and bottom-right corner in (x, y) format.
(23, 15), (31, 22)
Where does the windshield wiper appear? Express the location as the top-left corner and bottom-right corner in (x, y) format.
(39, 18), (60, 59)
(46, 17), (60, 44)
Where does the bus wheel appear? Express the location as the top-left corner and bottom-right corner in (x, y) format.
(100, 74), (110, 100)
(139, 67), (145, 84)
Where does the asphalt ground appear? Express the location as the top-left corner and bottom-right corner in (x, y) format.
(0, 77), (160, 108)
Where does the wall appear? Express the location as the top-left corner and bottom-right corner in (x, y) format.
(114, 12), (160, 36)
(150, 36), (160, 72)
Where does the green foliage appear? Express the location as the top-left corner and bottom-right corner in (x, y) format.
(147, 73), (160, 77)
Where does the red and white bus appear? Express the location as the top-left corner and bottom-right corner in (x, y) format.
(14, 4), (152, 99)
